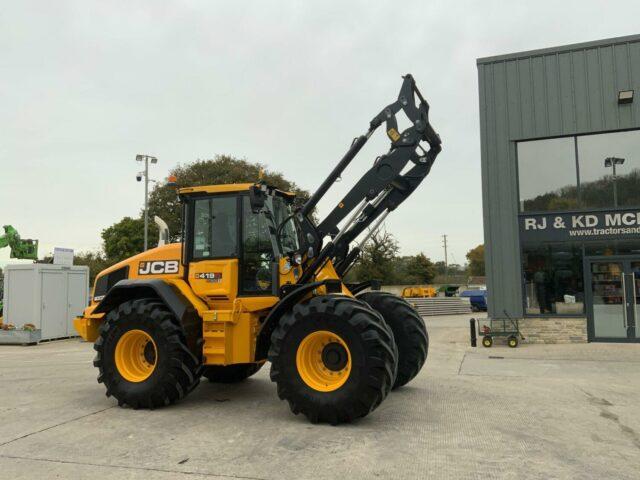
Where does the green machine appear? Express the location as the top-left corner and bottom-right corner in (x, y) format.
(0, 225), (38, 260)
(0, 225), (38, 317)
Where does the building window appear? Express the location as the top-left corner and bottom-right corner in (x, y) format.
(517, 137), (578, 212)
(577, 130), (640, 209)
(517, 129), (640, 213)
(522, 243), (584, 315)
(584, 239), (640, 257)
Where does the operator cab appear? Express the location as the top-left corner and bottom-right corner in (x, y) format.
(179, 183), (300, 299)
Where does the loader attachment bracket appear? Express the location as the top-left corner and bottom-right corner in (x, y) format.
(294, 74), (442, 283)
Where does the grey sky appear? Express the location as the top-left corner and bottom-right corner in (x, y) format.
(1, 1), (639, 267)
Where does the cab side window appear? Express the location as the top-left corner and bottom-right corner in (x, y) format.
(193, 197), (238, 259)
(241, 197), (273, 293)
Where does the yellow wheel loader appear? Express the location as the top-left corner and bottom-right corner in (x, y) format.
(75, 74), (442, 424)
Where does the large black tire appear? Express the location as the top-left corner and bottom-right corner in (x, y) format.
(268, 295), (397, 425)
(203, 363), (263, 383)
(93, 298), (201, 409)
(357, 291), (428, 389)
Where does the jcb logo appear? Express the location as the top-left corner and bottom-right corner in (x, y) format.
(138, 260), (179, 275)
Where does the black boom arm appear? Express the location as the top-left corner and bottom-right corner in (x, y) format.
(295, 74), (442, 283)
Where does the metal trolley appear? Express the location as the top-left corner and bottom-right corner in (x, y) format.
(476, 312), (525, 348)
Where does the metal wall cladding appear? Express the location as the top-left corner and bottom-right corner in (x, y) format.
(477, 34), (640, 318)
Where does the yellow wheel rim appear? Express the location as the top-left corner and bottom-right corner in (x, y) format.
(296, 330), (351, 392)
(115, 329), (157, 382)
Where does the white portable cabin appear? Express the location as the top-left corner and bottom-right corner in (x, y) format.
(3, 264), (89, 340)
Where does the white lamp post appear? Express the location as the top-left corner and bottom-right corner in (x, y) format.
(136, 154), (158, 251)
(604, 157), (625, 207)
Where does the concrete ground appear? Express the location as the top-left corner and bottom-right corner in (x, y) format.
(1, 314), (639, 480)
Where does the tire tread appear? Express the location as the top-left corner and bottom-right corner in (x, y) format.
(93, 298), (201, 408)
(357, 292), (428, 388)
(268, 295), (397, 424)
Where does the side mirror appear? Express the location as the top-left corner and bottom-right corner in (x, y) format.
(249, 185), (267, 213)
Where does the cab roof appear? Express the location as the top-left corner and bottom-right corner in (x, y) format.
(178, 182), (295, 198)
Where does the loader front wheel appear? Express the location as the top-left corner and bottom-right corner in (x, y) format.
(357, 292), (428, 389)
(93, 298), (201, 409)
(268, 296), (397, 425)
(203, 363), (263, 383)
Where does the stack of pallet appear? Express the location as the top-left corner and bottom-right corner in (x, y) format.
(405, 297), (471, 316)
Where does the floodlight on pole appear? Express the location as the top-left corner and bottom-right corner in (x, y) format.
(604, 157), (625, 207)
(135, 154), (158, 251)
(618, 90), (633, 105)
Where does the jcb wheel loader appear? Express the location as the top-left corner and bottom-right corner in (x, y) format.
(75, 74), (442, 424)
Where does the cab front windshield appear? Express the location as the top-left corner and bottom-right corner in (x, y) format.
(268, 195), (299, 255)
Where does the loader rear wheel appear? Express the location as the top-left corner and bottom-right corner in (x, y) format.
(357, 291), (428, 389)
(268, 296), (397, 425)
(93, 298), (201, 409)
(203, 363), (263, 383)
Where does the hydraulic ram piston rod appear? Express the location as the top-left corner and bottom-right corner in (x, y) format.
(300, 129), (374, 217)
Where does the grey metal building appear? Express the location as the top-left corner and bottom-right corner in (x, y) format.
(477, 34), (640, 343)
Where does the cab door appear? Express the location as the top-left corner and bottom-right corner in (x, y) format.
(239, 196), (278, 299)
(187, 195), (240, 301)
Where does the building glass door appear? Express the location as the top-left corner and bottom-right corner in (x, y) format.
(587, 258), (640, 342)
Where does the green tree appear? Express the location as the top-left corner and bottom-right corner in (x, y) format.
(404, 253), (436, 284)
(147, 155), (310, 242)
(523, 168), (640, 211)
(73, 251), (111, 284)
(350, 231), (399, 283)
(433, 260), (467, 277)
(101, 217), (157, 263)
(466, 244), (485, 276)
